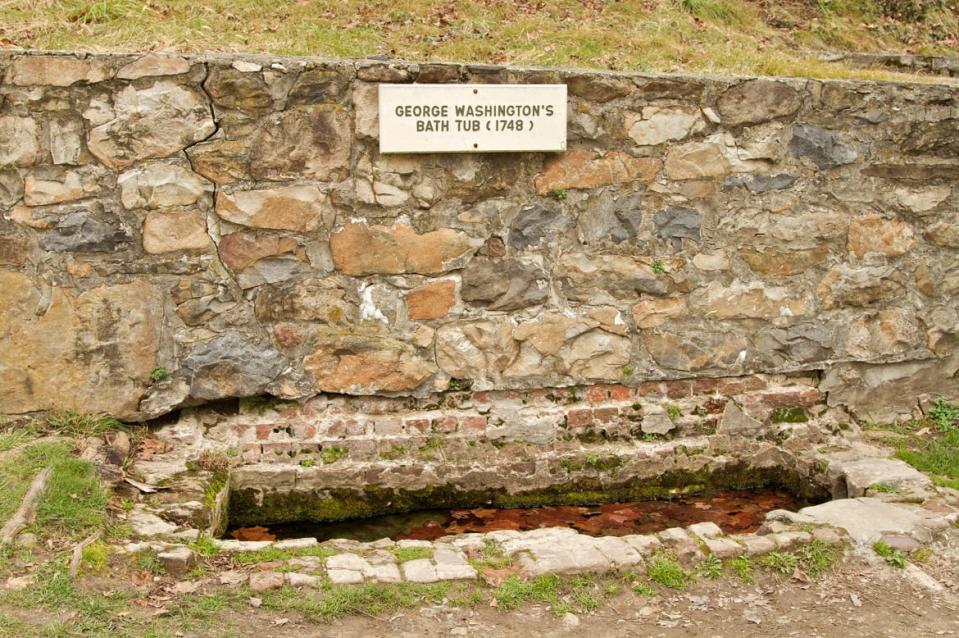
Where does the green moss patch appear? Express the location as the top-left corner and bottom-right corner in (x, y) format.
(227, 462), (829, 527)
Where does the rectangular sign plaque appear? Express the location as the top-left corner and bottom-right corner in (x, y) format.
(378, 83), (567, 154)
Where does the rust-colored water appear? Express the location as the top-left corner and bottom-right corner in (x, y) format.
(228, 488), (809, 542)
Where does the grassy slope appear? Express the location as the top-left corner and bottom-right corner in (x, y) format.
(0, 0), (956, 79)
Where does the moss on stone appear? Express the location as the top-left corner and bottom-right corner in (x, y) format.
(771, 407), (809, 423)
(227, 462), (830, 528)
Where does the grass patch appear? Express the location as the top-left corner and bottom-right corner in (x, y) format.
(697, 554), (723, 580)
(758, 541), (840, 577)
(320, 446), (348, 465)
(379, 444), (407, 461)
(894, 430), (959, 491)
(134, 549), (165, 575)
(262, 581), (451, 620)
(771, 407), (808, 423)
(80, 540), (110, 573)
(873, 539), (907, 568)
(0, 428), (36, 453)
(868, 482), (902, 494)
(731, 555), (753, 582)
(491, 573), (609, 615)
(35, 455), (108, 537)
(760, 550), (800, 574)
(231, 544), (335, 565)
(469, 540), (513, 571)
(797, 540), (840, 577)
(1, 1), (955, 81)
(646, 551), (694, 590)
(390, 546), (434, 562)
(0, 441), (107, 542)
(493, 573), (562, 611)
(1, 557), (134, 629)
(192, 450), (230, 474)
(191, 534), (219, 557)
(929, 398), (959, 433)
(46, 411), (126, 438)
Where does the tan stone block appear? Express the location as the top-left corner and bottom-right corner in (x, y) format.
(406, 280), (456, 321)
(330, 222), (474, 275)
(0, 272), (161, 419)
(845, 308), (921, 358)
(533, 149), (661, 194)
(215, 185), (329, 232)
(23, 167), (107, 206)
(847, 214), (915, 258)
(632, 297), (687, 329)
(119, 162), (212, 210)
(303, 334), (436, 393)
(116, 54), (191, 80)
(692, 280), (812, 320)
(741, 245), (829, 277)
(716, 79), (802, 127)
(924, 221), (959, 249)
(624, 106), (705, 146)
(664, 141), (729, 179)
(249, 106), (351, 181)
(353, 82), (379, 139)
(218, 231), (304, 271)
(435, 318), (518, 383)
(5, 55), (113, 86)
(142, 210), (210, 254)
(0, 116), (39, 167)
(87, 82), (215, 169)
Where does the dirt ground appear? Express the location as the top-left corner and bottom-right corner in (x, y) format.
(254, 561), (959, 638)
(132, 543), (959, 638)
(0, 530), (959, 638)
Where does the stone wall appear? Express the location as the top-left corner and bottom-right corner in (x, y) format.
(2, 50), (958, 425)
(828, 52), (959, 78)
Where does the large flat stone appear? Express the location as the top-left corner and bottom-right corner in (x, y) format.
(216, 185), (330, 232)
(330, 222), (474, 275)
(0, 273), (162, 420)
(832, 457), (931, 497)
(800, 498), (945, 544)
(504, 529), (611, 574)
(592, 536), (644, 568)
(401, 559), (439, 583)
(87, 81), (215, 169)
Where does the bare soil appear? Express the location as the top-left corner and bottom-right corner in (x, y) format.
(9, 540), (954, 638)
(178, 558), (959, 638)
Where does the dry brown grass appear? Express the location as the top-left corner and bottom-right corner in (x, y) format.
(0, 1), (956, 79)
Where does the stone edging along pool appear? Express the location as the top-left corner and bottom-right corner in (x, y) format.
(121, 490), (956, 589)
(115, 403), (959, 587)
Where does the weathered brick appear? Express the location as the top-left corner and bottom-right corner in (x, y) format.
(460, 415), (487, 433)
(432, 416), (458, 433)
(242, 443), (262, 462)
(609, 385), (633, 401)
(665, 381), (693, 399)
(291, 424), (317, 440)
(261, 442), (293, 457)
(592, 406), (620, 423)
(566, 408), (594, 429)
(374, 417), (404, 436)
(636, 382), (665, 398)
(743, 387), (821, 410)
(327, 418), (367, 437)
(404, 418), (431, 434)
(586, 385), (609, 403)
